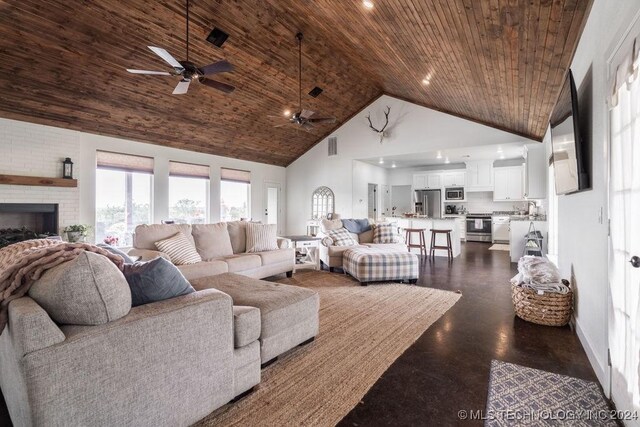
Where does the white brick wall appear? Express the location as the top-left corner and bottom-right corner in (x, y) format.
(0, 119), (81, 232)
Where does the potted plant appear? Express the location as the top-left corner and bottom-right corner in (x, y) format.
(64, 224), (90, 243)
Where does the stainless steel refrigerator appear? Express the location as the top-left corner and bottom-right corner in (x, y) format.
(414, 189), (442, 218)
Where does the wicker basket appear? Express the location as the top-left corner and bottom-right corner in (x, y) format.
(511, 282), (573, 326)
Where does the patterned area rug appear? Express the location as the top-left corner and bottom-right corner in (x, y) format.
(195, 270), (461, 426)
(486, 360), (617, 426)
(489, 244), (510, 251)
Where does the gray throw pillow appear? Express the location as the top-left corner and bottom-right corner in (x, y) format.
(122, 257), (195, 307)
(97, 243), (134, 264)
(342, 218), (372, 234)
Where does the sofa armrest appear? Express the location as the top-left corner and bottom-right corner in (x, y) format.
(277, 237), (291, 249)
(320, 237), (333, 247)
(4, 297), (65, 358)
(127, 248), (171, 262)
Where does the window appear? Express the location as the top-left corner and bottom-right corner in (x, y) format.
(168, 161), (210, 224)
(311, 186), (335, 219)
(95, 151), (153, 246)
(220, 168), (250, 221)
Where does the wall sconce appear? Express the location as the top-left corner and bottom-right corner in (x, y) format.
(62, 158), (74, 179)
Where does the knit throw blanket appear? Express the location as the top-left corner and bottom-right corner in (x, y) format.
(0, 239), (125, 334)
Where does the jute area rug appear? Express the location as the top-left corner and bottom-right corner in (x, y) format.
(195, 270), (461, 427)
(489, 244), (511, 251)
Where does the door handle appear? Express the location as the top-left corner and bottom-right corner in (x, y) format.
(631, 256), (640, 268)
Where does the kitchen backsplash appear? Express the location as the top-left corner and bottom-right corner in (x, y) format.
(448, 192), (546, 214)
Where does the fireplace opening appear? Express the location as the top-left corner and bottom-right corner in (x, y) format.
(0, 203), (59, 248)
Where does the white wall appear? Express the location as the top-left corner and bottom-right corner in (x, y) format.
(0, 117), (286, 238)
(352, 160), (388, 219)
(553, 0), (640, 394)
(286, 95), (537, 234)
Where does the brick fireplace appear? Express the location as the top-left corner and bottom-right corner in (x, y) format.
(0, 203), (59, 247)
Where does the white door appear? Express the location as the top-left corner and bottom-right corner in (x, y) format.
(381, 185), (391, 217)
(264, 183), (282, 234)
(367, 183), (378, 219)
(608, 28), (640, 424)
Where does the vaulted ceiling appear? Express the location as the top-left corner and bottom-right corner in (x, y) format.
(0, 0), (592, 166)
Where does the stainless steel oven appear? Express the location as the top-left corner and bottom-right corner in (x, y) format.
(445, 187), (464, 201)
(466, 214), (492, 242)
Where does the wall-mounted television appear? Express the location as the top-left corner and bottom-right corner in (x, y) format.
(550, 69), (589, 195)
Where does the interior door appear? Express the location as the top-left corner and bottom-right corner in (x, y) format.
(264, 182), (282, 234)
(608, 31), (640, 423)
(368, 183), (378, 219)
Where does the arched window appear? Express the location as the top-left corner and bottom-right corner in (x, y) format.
(311, 186), (335, 219)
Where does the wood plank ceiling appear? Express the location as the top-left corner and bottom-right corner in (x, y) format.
(0, 0), (592, 167)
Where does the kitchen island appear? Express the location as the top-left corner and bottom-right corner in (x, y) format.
(385, 217), (461, 258)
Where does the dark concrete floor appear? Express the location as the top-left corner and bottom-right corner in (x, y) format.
(0, 242), (598, 426)
(338, 242), (598, 427)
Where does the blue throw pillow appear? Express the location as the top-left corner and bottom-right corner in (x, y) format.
(122, 257), (195, 307)
(97, 243), (135, 264)
(342, 218), (372, 234)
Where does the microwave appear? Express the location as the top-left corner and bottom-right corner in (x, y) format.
(445, 187), (464, 200)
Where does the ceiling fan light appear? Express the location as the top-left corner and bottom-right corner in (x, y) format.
(363, 0), (374, 9)
(284, 110), (291, 117)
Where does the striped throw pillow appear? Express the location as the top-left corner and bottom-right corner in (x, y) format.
(373, 223), (401, 244)
(245, 223), (279, 253)
(155, 232), (202, 265)
(327, 228), (358, 246)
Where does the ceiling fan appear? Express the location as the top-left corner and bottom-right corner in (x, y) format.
(126, 0), (235, 95)
(270, 33), (336, 130)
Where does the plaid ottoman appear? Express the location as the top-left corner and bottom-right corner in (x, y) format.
(343, 247), (419, 285)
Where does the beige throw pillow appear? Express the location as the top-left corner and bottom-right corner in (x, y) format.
(226, 221), (247, 253)
(321, 218), (343, 233)
(245, 222), (278, 253)
(155, 232), (202, 265)
(29, 251), (131, 325)
(192, 223), (234, 260)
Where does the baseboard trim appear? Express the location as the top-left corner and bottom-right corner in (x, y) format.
(575, 319), (610, 396)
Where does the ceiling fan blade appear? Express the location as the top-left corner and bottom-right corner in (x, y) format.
(200, 78), (235, 94)
(300, 109), (315, 119)
(172, 79), (191, 95)
(274, 124), (289, 128)
(148, 46), (184, 70)
(307, 117), (337, 124)
(199, 60), (234, 75)
(127, 69), (172, 75)
(302, 122), (314, 130)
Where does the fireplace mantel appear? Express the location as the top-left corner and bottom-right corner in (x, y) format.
(0, 174), (77, 188)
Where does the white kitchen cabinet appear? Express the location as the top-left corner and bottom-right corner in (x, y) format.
(524, 143), (547, 199)
(494, 166), (524, 201)
(413, 174), (427, 190)
(426, 173), (442, 189)
(442, 171), (466, 187)
(456, 216), (466, 240)
(465, 160), (494, 192)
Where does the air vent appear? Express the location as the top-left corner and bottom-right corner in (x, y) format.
(206, 28), (229, 47)
(328, 137), (337, 156)
(309, 86), (323, 98)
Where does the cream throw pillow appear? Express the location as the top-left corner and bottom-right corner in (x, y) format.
(321, 218), (343, 232)
(192, 223), (234, 260)
(245, 223), (278, 253)
(155, 232), (202, 265)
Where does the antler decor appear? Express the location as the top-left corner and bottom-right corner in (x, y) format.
(366, 106), (391, 144)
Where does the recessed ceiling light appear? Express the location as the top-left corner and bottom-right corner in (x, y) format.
(436, 151), (442, 159)
(422, 79), (430, 85)
(391, 163), (396, 168)
(444, 157), (450, 164)
(497, 146), (503, 153)
(378, 158), (384, 164)
(363, 0), (374, 9)
(283, 110), (291, 117)
(499, 154), (505, 160)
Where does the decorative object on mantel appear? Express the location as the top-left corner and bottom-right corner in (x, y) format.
(366, 106), (391, 144)
(62, 157), (74, 179)
(0, 174), (78, 188)
(64, 224), (90, 243)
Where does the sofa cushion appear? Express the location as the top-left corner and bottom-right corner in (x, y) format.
(328, 244), (360, 257)
(326, 228), (358, 246)
(227, 221), (247, 253)
(29, 251), (131, 325)
(134, 223), (193, 250)
(342, 218), (371, 234)
(122, 257), (195, 307)
(192, 223), (234, 261)
(222, 254), (262, 272)
(177, 260), (229, 281)
(97, 243), (134, 263)
(358, 229), (375, 244)
(320, 218), (343, 232)
(245, 223), (278, 253)
(155, 232), (202, 265)
(232, 306), (261, 348)
(256, 248), (295, 266)
(373, 223), (402, 244)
